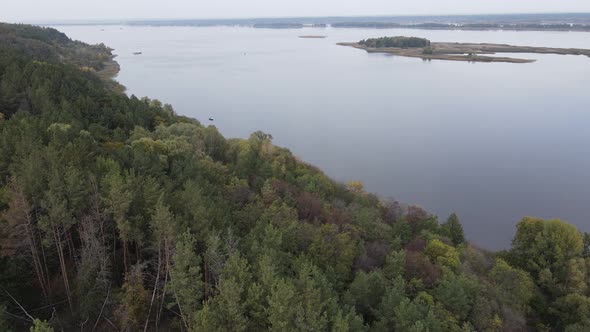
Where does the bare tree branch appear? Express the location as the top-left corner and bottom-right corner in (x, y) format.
(2, 287), (34, 321)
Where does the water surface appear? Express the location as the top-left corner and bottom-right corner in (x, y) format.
(54, 25), (590, 249)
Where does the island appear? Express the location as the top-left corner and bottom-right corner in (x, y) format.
(338, 36), (590, 63)
(299, 35), (327, 39)
(253, 23), (303, 29)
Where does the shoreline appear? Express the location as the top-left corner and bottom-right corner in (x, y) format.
(95, 54), (126, 93)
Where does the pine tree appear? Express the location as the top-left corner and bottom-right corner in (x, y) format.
(115, 264), (149, 330)
(168, 231), (203, 330)
(442, 213), (465, 245)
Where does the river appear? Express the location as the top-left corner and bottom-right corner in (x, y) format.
(54, 25), (590, 249)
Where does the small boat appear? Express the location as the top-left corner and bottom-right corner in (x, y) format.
(133, 52), (142, 55)
(208, 117), (214, 121)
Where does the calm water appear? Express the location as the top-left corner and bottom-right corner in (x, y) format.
(54, 25), (590, 249)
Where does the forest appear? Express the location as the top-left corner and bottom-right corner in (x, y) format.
(0, 23), (589, 332)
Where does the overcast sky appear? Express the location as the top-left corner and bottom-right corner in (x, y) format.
(2, 0), (590, 23)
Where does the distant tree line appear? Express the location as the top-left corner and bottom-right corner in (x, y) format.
(331, 22), (590, 32)
(359, 36), (431, 48)
(332, 22), (402, 28)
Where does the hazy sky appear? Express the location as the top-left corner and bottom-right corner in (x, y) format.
(2, 0), (590, 23)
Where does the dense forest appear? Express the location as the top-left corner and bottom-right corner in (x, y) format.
(0, 23), (589, 332)
(358, 37), (431, 49)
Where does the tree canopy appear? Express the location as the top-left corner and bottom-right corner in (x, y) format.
(359, 36), (431, 48)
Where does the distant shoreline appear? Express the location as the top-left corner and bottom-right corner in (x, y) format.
(42, 13), (590, 32)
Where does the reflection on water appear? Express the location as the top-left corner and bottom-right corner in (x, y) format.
(55, 25), (590, 249)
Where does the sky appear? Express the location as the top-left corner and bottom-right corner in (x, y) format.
(2, 0), (590, 23)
